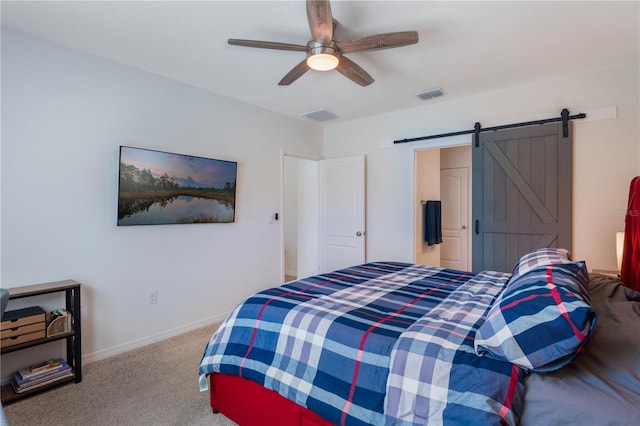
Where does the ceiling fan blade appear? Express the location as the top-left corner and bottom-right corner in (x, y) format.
(279, 59), (311, 85)
(307, 0), (333, 42)
(228, 39), (308, 52)
(338, 31), (419, 54)
(335, 56), (374, 87)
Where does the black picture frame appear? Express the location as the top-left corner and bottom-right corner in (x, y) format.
(117, 146), (237, 226)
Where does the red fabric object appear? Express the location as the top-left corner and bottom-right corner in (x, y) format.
(209, 373), (334, 426)
(620, 176), (640, 291)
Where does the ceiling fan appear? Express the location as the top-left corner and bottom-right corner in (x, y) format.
(228, 0), (419, 87)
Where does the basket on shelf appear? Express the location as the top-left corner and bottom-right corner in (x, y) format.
(47, 309), (71, 337)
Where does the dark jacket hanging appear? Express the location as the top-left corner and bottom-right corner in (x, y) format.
(424, 200), (443, 246)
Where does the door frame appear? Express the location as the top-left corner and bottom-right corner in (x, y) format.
(280, 150), (322, 283)
(412, 136), (473, 266)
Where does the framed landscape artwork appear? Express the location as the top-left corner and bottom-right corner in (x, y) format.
(117, 146), (237, 226)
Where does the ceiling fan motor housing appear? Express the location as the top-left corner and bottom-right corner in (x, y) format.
(306, 40), (340, 70)
(307, 40), (339, 58)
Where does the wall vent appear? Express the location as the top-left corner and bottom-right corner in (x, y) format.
(301, 109), (338, 122)
(417, 88), (444, 100)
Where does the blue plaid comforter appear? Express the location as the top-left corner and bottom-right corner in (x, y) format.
(199, 262), (525, 425)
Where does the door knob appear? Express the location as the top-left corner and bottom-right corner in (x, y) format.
(356, 231), (363, 236)
(461, 225), (467, 230)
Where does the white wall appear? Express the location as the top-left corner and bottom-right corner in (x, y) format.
(0, 28), (323, 369)
(324, 62), (640, 272)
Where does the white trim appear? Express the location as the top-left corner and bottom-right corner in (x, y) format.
(381, 133), (472, 150)
(82, 312), (229, 364)
(285, 270), (297, 277)
(282, 150), (324, 161)
(581, 105), (617, 122)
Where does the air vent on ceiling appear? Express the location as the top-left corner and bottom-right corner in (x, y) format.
(417, 88), (444, 100)
(301, 109), (338, 122)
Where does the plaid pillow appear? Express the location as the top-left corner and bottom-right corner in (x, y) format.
(511, 248), (571, 280)
(474, 261), (596, 372)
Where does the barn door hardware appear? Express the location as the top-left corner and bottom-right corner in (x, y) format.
(393, 109), (586, 146)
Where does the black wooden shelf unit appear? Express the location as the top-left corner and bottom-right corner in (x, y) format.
(1, 280), (82, 404)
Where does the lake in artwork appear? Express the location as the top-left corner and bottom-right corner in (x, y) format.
(118, 195), (235, 225)
(117, 146), (237, 226)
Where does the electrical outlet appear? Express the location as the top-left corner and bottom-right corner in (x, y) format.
(148, 289), (158, 305)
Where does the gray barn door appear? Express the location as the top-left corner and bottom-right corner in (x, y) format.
(472, 122), (572, 272)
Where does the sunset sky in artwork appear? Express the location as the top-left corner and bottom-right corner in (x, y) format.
(120, 146), (236, 188)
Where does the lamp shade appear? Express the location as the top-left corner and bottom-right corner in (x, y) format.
(307, 53), (339, 71)
(616, 231), (625, 272)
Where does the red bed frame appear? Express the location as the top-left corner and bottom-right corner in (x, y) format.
(209, 373), (334, 426)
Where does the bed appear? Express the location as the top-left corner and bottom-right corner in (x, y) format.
(200, 262), (640, 425)
(199, 248), (640, 425)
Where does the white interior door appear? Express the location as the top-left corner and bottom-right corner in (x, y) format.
(319, 155), (366, 273)
(440, 167), (470, 271)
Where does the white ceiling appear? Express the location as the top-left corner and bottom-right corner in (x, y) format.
(2, 1), (639, 124)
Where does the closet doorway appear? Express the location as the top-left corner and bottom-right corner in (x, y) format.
(283, 154), (319, 282)
(414, 145), (472, 271)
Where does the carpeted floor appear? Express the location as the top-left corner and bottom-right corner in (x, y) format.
(3, 324), (237, 426)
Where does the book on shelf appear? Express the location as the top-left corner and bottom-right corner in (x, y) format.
(15, 358), (70, 381)
(13, 363), (72, 388)
(11, 368), (74, 393)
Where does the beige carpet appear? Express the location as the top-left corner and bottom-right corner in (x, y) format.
(3, 324), (238, 426)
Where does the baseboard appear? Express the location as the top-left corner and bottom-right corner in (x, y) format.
(82, 312), (230, 364)
(285, 269), (297, 277)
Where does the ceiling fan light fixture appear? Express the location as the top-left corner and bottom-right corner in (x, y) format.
(306, 41), (339, 71)
(307, 53), (339, 71)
